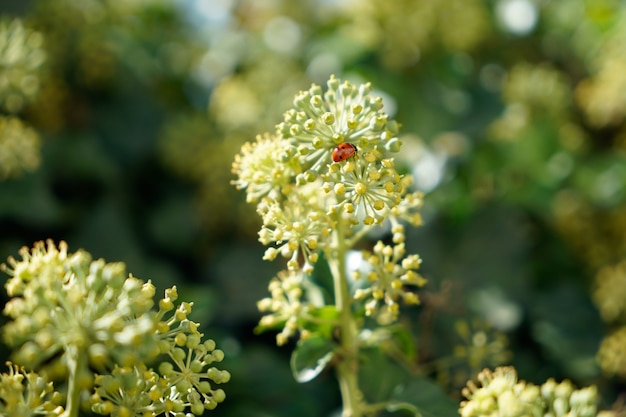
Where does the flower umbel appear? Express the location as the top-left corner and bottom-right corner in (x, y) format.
(353, 241), (426, 324)
(257, 190), (333, 273)
(2, 240), (229, 416)
(276, 75), (401, 179)
(2, 240), (159, 374)
(0, 363), (64, 417)
(257, 269), (309, 346)
(231, 133), (296, 203)
(460, 367), (601, 417)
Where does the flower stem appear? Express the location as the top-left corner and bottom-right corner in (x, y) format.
(62, 345), (83, 417)
(331, 220), (363, 417)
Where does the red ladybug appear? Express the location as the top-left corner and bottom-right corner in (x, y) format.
(332, 143), (357, 163)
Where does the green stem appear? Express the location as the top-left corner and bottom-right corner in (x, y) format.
(331, 220), (363, 417)
(62, 345), (84, 417)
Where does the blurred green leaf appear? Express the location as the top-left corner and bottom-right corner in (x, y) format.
(291, 334), (336, 383)
(390, 376), (458, 417)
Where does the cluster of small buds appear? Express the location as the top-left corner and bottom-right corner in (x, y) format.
(154, 286), (230, 412)
(353, 241), (427, 324)
(1, 241), (229, 415)
(157, 338), (229, 413)
(91, 365), (167, 417)
(1, 240), (159, 374)
(257, 270), (312, 346)
(323, 155), (412, 225)
(276, 75), (401, 179)
(0, 362), (64, 416)
(459, 366), (604, 417)
(231, 133), (296, 203)
(452, 320), (511, 372)
(596, 326), (626, 378)
(257, 190), (333, 273)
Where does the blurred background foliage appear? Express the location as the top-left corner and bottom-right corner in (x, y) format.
(1, 0), (625, 415)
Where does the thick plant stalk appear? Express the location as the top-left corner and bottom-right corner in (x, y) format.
(331, 220), (363, 417)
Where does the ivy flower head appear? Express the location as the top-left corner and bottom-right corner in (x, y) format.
(257, 269), (310, 346)
(257, 187), (333, 273)
(323, 155), (412, 225)
(0, 363), (64, 417)
(231, 133), (297, 203)
(1, 240), (159, 376)
(353, 241), (426, 324)
(460, 367), (601, 417)
(276, 74), (401, 181)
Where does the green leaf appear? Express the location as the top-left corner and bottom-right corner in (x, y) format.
(290, 334), (336, 383)
(390, 376), (458, 417)
(305, 305), (339, 338)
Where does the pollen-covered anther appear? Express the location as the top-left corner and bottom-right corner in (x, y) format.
(344, 203), (355, 213)
(402, 255), (422, 270)
(391, 279), (403, 290)
(373, 200), (385, 211)
(287, 259), (299, 270)
(368, 170), (381, 180)
(393, 233), (405, 244)
(334, 183), (346, 195)
(404, 293), (419, 304)
(364, 152), (377, 163)
(342, 161), (356, 173)
(263, 248), (278, 261)
(403, 271), (423, 285)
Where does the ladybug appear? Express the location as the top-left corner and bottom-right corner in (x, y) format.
(332, 142), (357, 163)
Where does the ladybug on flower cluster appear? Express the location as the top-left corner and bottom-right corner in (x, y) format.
(331, 142), (357, 163)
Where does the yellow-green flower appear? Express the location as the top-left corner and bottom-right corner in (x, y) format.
(0, 363), (64, 417)
(460, 366), (602, 417)
(276, 74), (401, 179)
(353, 241), (426, 324)
(232, 133), (298, 203)
(257, 269), (310, 346)
(2, 240), (159, 376)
